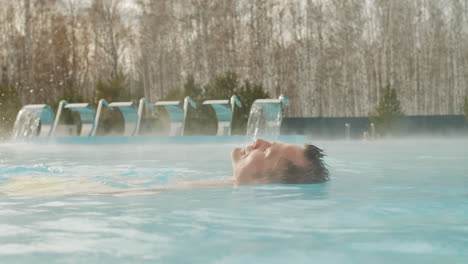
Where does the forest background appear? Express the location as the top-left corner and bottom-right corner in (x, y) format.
(1, 0), (467, 123)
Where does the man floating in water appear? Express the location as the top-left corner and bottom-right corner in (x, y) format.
(176, 138), (329, 189)
(168, 138), (329, 189)
(231, 138), (329, 184)
(0, 138), (329, 196)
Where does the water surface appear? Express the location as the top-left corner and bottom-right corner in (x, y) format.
(0, 138), (467, 263)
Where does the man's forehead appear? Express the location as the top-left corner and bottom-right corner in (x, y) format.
(282, 144), (305, 164)
(273, 144), (306, 169)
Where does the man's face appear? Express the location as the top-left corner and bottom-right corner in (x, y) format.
(231, 138), (306, 184)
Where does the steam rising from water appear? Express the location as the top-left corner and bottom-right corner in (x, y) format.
(1, 138), (467, 263)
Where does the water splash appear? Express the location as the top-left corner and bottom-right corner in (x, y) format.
(11, 105), (54, 139)
(246, 103), (283, 139)
(11, 109), (41, 139)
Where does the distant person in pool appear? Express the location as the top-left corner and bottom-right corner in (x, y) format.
(231, 138), (329, 184)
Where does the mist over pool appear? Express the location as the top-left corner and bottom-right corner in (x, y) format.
(0, 137), (467, 263)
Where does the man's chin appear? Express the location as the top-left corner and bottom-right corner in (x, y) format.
(231, 147), (242, 162)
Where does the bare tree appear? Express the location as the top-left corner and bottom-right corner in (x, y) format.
(1, 0), (468, 118)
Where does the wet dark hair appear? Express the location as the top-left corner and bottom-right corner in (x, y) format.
(270, 144), (329, 184)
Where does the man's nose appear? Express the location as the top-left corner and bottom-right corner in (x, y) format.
(253, 138), (271, 150)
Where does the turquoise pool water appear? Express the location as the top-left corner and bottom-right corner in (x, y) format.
(0, 137), (467, 263)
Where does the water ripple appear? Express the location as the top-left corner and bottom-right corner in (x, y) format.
(0, 164), (63, 176)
